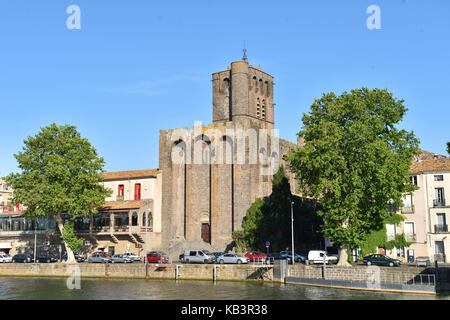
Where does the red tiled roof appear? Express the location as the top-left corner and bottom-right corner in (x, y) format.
(0, 211), (23, 217)
(99, 200), (151, 211)
(411, 157), (450, 174)
(101, 169), (159, 181)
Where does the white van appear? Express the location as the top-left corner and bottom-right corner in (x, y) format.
(182, 250), (215, 264)
(307, 250), (338, 264)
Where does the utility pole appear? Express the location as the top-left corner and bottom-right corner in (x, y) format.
(291, 201), (295, 265)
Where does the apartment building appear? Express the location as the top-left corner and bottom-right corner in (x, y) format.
(409, 157), (450, 263)
(0, 169), (163, 258)
(0, 178), (14, 213)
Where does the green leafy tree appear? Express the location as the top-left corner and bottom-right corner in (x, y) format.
(285, 88), (420, 265)
(61, 221), (84, 251)
(447, 142), (450, 155)
(359, 214), (411, 258)
(233, 166), (322, 252)
(5, 123), (112, 262)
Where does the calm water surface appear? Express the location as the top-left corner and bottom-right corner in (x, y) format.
(0, 277), (448, 300)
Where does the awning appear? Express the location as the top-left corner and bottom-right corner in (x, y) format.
(0, 242), (12, 249)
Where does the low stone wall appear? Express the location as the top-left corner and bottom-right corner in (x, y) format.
(0, 263), (274, 282)
(286, 264), (439, 294)
(288, 265), (432, 283)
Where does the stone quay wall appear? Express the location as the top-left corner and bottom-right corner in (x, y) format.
(287, 264), (433, 283)
(0, 263), (275, 282)
(1, 263), (448, 292)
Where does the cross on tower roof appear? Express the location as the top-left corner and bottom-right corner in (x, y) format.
(242, 40), (248, 62)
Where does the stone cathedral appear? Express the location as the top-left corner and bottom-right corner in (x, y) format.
(158, 57), (301, 253)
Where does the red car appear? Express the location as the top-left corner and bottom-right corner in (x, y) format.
(244, 251), (267, 262)
(146, 251), (169, 264)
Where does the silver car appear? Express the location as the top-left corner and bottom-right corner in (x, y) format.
(0, 254), (12, 263)
(111, 254), (132, 263)
(88, 253), (112, 263)
(216, 253), (249, 264)
(122, 252), (141, 262)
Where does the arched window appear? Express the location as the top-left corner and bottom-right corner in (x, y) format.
(148, 212), (153, 228)
(262, 99), (266, 120)
(256, 97), (260, 118)
(132, 211), (138, 226)
(259, 79), (263, 95)
(142, 212), (147, 227)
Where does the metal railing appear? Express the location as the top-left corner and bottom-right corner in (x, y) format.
(287, 268), (436, 288)
(251, 257), (271, 265)
(401, 205), (415, 214)
(434, 224), (448, 233)
(405, 233), (417, 241)
(434, 254), (446, 263)
(433, 199), (446, 207)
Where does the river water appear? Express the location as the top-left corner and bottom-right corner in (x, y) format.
(0, 277), (448, 300)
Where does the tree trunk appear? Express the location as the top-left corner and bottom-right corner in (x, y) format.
(337, 248), (352, 267)
(55, 214), (76, 263)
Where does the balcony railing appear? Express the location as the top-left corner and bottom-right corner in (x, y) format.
(405, 233), (416, 242)
(116, 195), (124, 201)
(434, 224), (448, 233)
(433, 199), (446, 207)
(401, 205), (415, 214)
(387, 234), (396, 241)
(434, 254), (446, 263)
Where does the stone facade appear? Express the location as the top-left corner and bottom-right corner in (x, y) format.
(158, 59), (300, 253)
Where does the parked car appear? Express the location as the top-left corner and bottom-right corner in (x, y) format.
(267, 253), (285, 262)
(111, 254), (132, 263)
(363, 254), (401, 267)
(212, 252), (225, 260)
(244, 251), (267, 263)
(216, 253), (249, 264)
(88, 253), (112, 263)
(0, 254), (12, 263)
(36, 253), (58, 263)
(416, 256), (430, 267)
(122, 252), (141, 262)
(280, 251), (307, 263)
(12, 254), (32, 263)
(146, 251), (169, 264)
(62, 252), (86, 262)
(307, 250), (338, 264)
(182, 250), (215, 264)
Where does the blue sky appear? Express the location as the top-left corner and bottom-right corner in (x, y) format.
(0, 0), (449, 176)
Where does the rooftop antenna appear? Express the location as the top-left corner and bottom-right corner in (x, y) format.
(242, 40), (248, 62)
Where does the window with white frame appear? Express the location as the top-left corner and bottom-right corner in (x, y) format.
(404, 222), (415, 241)
(386, 224), (396, 241)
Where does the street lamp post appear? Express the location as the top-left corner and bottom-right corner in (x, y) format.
(34, 218), (37, 264)
(291, 201), (295, 265)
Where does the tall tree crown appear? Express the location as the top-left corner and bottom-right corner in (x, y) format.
(6, 123), (112, 219)
(286, 88), (420, 248)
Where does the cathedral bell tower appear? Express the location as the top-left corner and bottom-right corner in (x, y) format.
(211, 54), (274, 130)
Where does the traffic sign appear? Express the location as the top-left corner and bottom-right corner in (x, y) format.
(266, 241), (270, 248)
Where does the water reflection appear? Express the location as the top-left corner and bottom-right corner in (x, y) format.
(0, 277), (447, 300)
